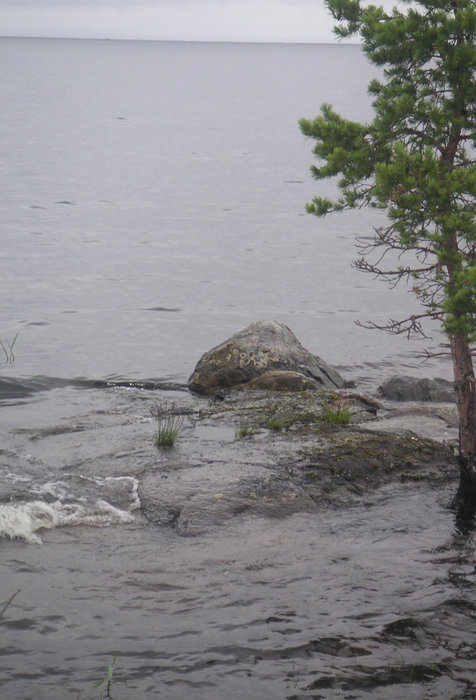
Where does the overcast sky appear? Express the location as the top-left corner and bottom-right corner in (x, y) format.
(0, 0), (402, 44)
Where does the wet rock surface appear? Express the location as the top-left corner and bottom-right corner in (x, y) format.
(188, 320), (345, 394)
(2, 377), (470, 700)
(139, 388), (458, 535)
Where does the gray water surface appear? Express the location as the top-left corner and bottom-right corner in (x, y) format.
(2, 480), (475, 699)
(1, 383), (474, 699)
(1, 39), (469, 699)
(1, 38), (450, 384)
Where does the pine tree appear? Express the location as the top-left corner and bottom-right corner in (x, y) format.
(300, 0), (476, 514)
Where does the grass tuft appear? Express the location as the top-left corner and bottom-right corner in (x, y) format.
(76, 655), (117, 699)
(235, 424), (258, 440)
(322, 397), (352, 425)
(266, 415), (293, 431)
(0, 333), (18, 365)
(151, 402), (184, 449)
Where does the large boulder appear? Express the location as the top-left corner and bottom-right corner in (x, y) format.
(378, 375), (455, 402)
(188, 320), (345, 394)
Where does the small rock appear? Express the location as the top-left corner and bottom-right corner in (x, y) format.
(378, 376), (455, 403)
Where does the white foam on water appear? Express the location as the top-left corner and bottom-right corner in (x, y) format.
(0, 476), (141, 544)
(92, 475), (142, 512)
(1, 467), (31, 484)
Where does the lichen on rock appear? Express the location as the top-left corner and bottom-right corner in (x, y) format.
(188, 320), (345, 394)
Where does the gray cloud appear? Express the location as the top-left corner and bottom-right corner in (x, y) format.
(0, 0), (251, 6)
(0, 0), (332, 42)
(0, 0), (406, 43)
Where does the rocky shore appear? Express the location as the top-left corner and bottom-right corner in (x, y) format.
(138, 321), (459, 535)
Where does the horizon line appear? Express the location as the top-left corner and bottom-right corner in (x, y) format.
(0, 34), (360, 47)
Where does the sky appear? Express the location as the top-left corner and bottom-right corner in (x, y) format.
(0, 0), (401, 44)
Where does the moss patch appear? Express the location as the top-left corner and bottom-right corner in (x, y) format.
(296, 428), (456, 505)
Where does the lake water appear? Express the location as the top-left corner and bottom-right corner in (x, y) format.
(1, 38), (473, 700)
(1, 37), (451, 385)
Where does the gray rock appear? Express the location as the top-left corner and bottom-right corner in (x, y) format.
(378, 375), (455, 403)
(240, 369), (323, 391)
(365, 403), (459, 441)
(188, 320), (345, 394)
(138, 389), (457, 535)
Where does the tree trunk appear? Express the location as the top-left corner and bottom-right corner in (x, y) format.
(451, 333), (476, 514)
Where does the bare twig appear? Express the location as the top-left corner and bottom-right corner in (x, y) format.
(355, 311), (443, 339)
(0, 589), (21, 620)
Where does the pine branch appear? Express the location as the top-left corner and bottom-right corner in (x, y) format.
(355, 311), (443, 339)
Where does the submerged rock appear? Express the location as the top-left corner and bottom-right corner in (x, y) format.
(188, 320), (345, 394)
(378, 376), (455, 403)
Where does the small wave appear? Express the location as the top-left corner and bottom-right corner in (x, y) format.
(0, 500), (134, 544)
(0, 375), (187, 402)
(144, 306), (182, 313)
(0, 476), (140, 544)
(94, 378), (188, 391)
(0, 376), (72, 400)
